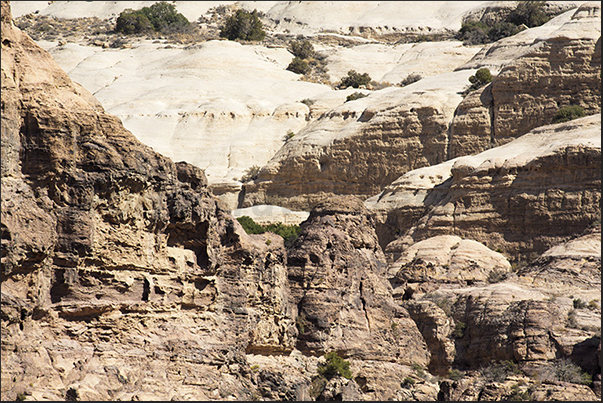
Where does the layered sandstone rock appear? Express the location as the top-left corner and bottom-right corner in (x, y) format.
(1, 2), (294, 399)
(287, 196), (430, 365)
(367, 114), (601, 263)
(242, 2), (600, 211)
(242, 71), (473, 210)
(449, 2), (601, 158)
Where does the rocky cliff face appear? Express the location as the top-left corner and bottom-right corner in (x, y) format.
(1, 1), (293, 399)
(242, 72), (471, 210)
(449, 2), (601, 158)
(1, 1), (600, 401)
(368, 113), (601, 264)
(242, 2), (601, 211)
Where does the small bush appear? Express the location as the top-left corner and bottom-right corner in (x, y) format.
(507, 1), (550, 28)
(241, 165), (261, 182)
(236, 216), (301, 248)
(300, 98), (315, 107)
(551, 105), (586, 124)
(463, 67), (493, 95)
(219, 9), (266, 41)
(318, 352), (352, 379)
(480, 360), (521, 382)
(538, 358), (592, 385)
(345, 92), (368, 102)
(339, 70), (372, 89)
(401, 376), (415, 388)
(289, 39), (315, 59)
(448, 369), (465, 381)
(287, 56), (310, 74)
(573, 298), (587, 309)
(399, 73), (422, 87)
(453, 321), (466, 338)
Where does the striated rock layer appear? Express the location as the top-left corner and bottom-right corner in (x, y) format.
(367, 114), (601, 264)
(242, 3), (600, 211)
(449, 2), (601, 158)
(1, 2), (600, 401)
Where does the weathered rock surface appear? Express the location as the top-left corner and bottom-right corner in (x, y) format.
(367, 114), (601, 264)
(287, 196), (429, 365)
(449, 2), (601, 158)
(2, 2), (601, 401)
(242, 2), (600, 211)
(1, 2), (295, 399)
(242, 71), (474, 210)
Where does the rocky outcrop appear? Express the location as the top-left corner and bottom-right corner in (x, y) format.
(1, 2), (295, 399)
(287, 196), (430, 365)
(368, 114), (601, 264)
(242, 71), (472, 210)
(449, 2), (601, 158)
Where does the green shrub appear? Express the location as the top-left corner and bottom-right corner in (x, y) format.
(237, 216), (265, 235)
(448, 369), (465, 381)
(289, 40), (315, 59)
(339, 70), (372, 89)
(317, 351), (352, 379)
(464, 67), (493, 95)
(457, 20), (490, 45)
(287, 56), (310, 74)
(507, 1), (550, 28)
(458, 1), (549, 45)
(453, 321), (466, 338)
(401, 376), (415, 388)
(115, 11), (154, 34)
(115, 2), (191, 35)
(345, 92), (368, 102)
(480, 360), (521, 382)
(488, 21), (523, 42)
(236, 216), (301, 248)
(470, 68), (492, 87)
(241, 165), (261, 182)
(219, 9), (266, 41)
(552, 105), (586, 124)
(399, 73), (422, 87)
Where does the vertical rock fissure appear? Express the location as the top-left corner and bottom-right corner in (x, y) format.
(358, 280), (372, 332)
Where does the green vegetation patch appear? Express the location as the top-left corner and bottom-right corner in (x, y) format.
(236, 216), (301, 248)
(317, 351), (352, 379)
(219, 9), (266, 41)
(552, 105), (586, 124)
(115, 1), (191, 35)
(457, 1), (553, 45)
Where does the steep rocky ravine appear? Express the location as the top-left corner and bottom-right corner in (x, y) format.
(1, 1), (600, 401)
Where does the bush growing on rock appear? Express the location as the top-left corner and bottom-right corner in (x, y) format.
(507, 0), (550, 28)
(551, 105), (586, 124)
(115, 2), (191, 35)
(463, 67), (493, 95)
(345, 92), (368, 102)
(236, 216), (301, 248)
(339, 70), (372, 89)
(241, 165), (261, 182)
(457, 1), (551, 45)
(399, 73), (423, 87)
(289, 39), (316, 59)
(287, 56), (310, 74)
(317, 352), (352, 379)
(219, 9), (266, 41)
